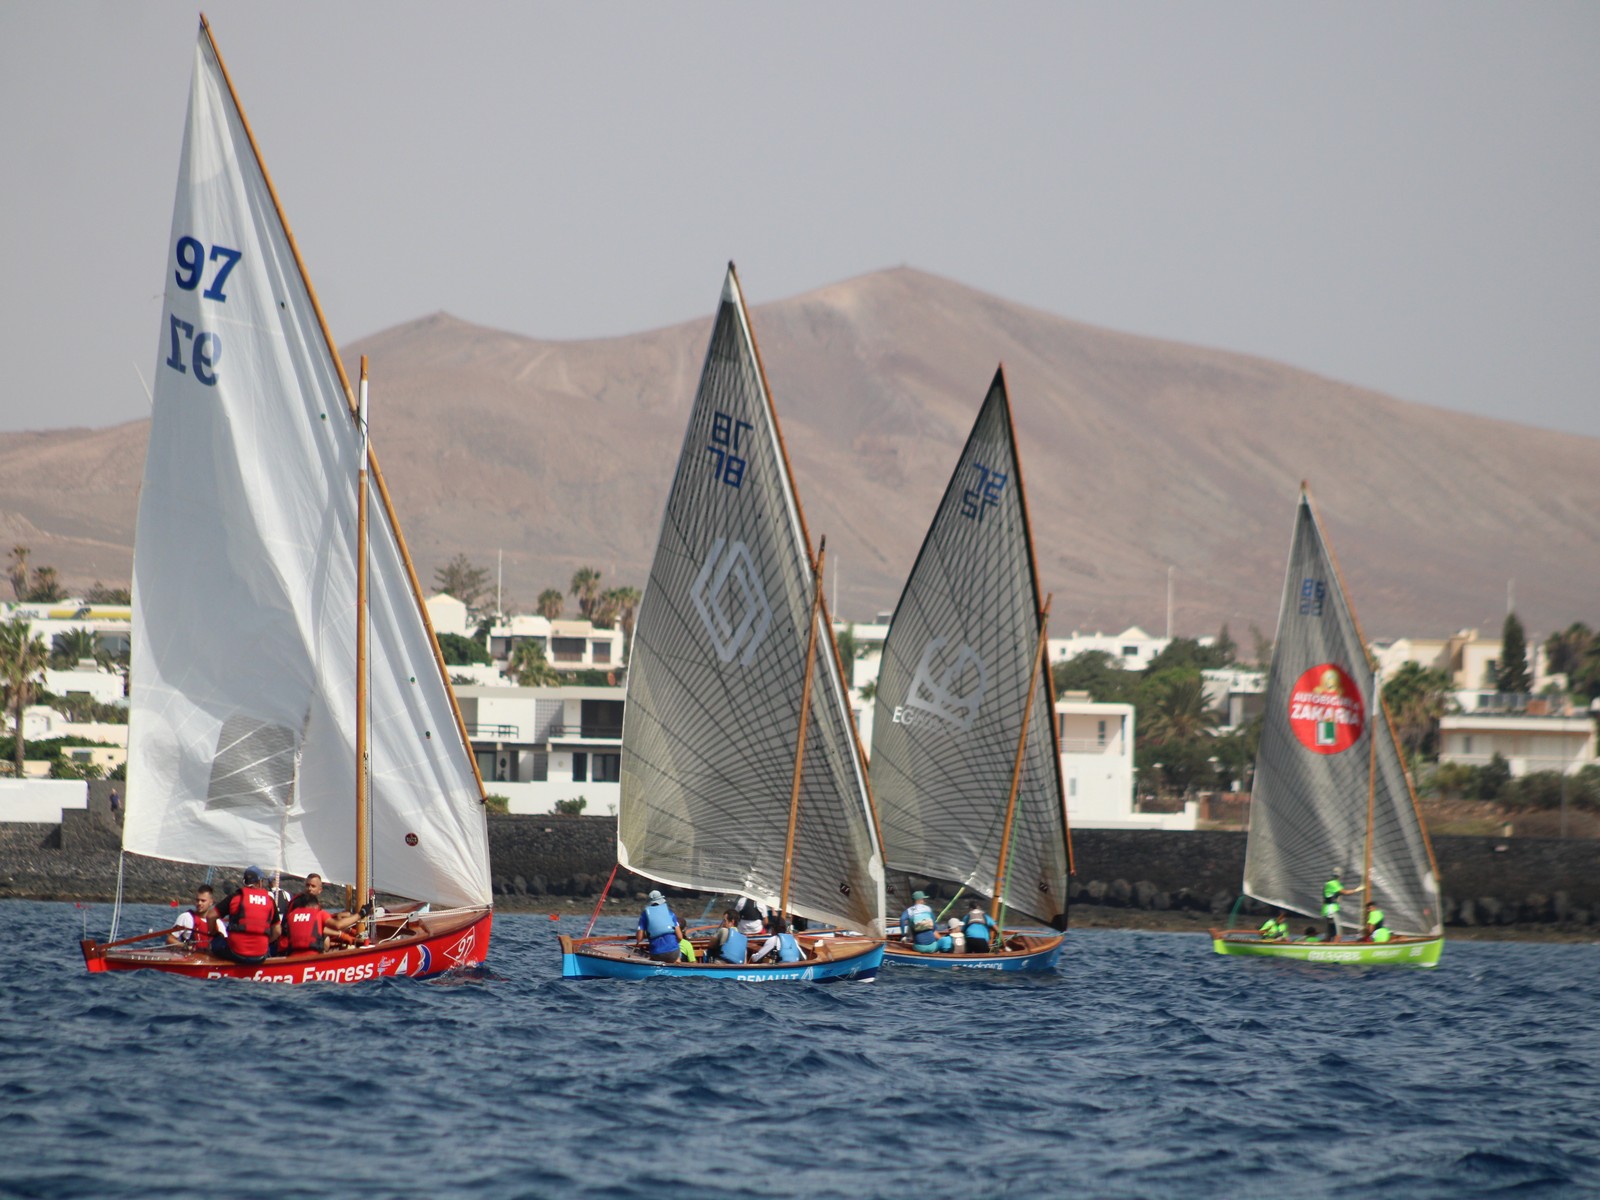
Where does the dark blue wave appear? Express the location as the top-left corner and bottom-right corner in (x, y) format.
(2, 901), (1597, 1199)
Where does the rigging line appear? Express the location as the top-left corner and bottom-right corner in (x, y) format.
(110, 851), (127, 941)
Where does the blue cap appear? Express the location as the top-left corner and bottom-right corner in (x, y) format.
(243, 865), (263, 883)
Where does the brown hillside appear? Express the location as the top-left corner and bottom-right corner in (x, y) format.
(2, 267), (1597, 638)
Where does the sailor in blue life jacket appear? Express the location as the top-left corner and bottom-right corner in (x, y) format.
(751, 916), (805, 964)
(899, 890), (952, 954)
(704, 909), (739, 964)
(1362, 904), (1392, 944)
(635, 890), (688, 962)
(710, 911), (749, 965)
(962, 901), (998, 954)
(1321, 873), (1353, 941)
(209, 866), (281, 965)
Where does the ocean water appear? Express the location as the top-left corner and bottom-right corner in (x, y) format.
(3, 901), (1598, 1200)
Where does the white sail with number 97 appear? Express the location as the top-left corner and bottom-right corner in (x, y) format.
(122, 26), (489, 911)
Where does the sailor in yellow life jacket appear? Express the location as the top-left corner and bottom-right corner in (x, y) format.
(1362, 904), (1392, 944)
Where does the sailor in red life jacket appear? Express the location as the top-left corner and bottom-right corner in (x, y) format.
(208, 867), (281, 965)
(283, 873), (361, 954)
(167, 883), (224, 951)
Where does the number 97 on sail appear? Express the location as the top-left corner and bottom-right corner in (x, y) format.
(164, 235), (241, 387)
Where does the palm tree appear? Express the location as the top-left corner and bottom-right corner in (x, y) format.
(609, 586), (641, 646)
(0, 620), (50, 777)
(1382, 662), (1456, 762)
(507, 640), (559, 687)
(8, 546), (29, 601)
(50, 628), (107, 670)
(569, 567), (602, 620)
(27, 566), (64, 603)
(1141, 672), (1214, 745)
(590, 590), (622, 630)
(537, 589), (565, 621)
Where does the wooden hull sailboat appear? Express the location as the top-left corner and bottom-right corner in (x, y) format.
(80, 19), (493, 981)
(882, 931), (1063, 973)
(83, 909), (491, 982)
(1211, 486), (1443, 968)
(558, 266), (887, 982)
(558, 931), (881, 982)
(869, 369), (1072, 974)
(1208, 931), (1442, 968)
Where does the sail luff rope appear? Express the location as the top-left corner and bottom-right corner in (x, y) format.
(355, 360), (370, 919)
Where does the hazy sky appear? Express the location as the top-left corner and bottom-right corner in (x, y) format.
(3, 2), (1597, 436)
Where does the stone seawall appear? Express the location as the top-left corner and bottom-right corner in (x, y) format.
(4, 808), (1596, 929)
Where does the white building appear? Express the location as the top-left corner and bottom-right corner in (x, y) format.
(0, 778), (88, 823)
(1439, 701), (1597, 777)
(424, 592), (471, 638)
(0, 600), (131, 661)
(455, 684), (622, 815)
(1202, 668), (1266, 730)
(1057, 693), (1197, 830)
(1373, 628), (1554, 694)
(486, 615), (624, 675)
(42, 666), (125, 705)
(1048, 627), (1171, 672)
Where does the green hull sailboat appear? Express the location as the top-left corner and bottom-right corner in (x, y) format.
(1212, 485), (1444, 968)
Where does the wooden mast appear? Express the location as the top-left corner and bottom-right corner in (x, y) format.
(995, 367), (1074, 893)
(356, 359), (371, 916)
(992, 596), (1052, 927)
(1360, 657), (1378, 925)
(781, 539), (827, 919)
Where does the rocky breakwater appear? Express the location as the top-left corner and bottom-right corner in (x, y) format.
(1065, 829), (1600, 936)
(4, 812), (1597, 937)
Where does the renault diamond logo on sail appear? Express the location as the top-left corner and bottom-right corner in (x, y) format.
(895, 636), (988, 732)
(691, 538), (773, 666)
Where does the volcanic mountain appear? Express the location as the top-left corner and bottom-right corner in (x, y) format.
(3, 267), (1596, 641)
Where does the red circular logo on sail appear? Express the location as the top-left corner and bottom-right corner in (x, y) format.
(1287, 663), (1365, 755)
(405, 832), (419, 847)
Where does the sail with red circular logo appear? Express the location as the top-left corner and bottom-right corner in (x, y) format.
(1242, 489), (1441, 938)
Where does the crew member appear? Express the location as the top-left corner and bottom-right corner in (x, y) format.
(900, 890), (951, 954)
(713, 911), (749, 965)
(1362, 904), (1392, 944)
(209, 867), (281, 965)
(751, 916), (805, 964)
(1258, 909), (1289, 940)
(167, 884), (223, 950)
(282, 876), (360, 954)
(636, 890), (687, 963)
(1321, 873), (1353, 941)
(963, 901), (998, 954)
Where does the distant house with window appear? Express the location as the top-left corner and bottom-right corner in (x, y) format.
(1439, 698), (1597, 778)
(454, 684), (623, 815)
(484, 614), (623, 676)
(1056, 693), (1196, 830)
